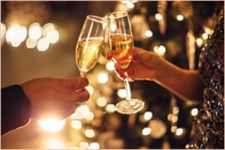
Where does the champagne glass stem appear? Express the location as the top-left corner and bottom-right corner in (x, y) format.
(124, 72), (131, 100)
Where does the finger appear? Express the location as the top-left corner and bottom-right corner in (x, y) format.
(64, 77), (89, 90)
(72, 88), (90, 102)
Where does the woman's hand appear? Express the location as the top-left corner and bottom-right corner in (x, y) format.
(22, 77), (89, 120)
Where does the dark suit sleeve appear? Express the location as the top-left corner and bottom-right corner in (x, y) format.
(1, 85), (31, 135)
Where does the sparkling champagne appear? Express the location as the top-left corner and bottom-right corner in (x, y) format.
(109, 34), (133, 69)
(76, 38), (103, 74)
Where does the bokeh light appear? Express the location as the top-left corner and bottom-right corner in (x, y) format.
(143, 111), (153, 121)
(117, 89), (127, 99)
(105, 61), (115, 71)
(84, 128), (95, 138)
(106, 104), (116, 113)
(26, 38), (37, 49)
(142, 127), (151, 136)
(175, 128), (184, 136)
(38, 119), (65, 132)
(71, 120), (82, 130)
(191, 108), (198, 117)
(145, 30), (153, 38)
(89, 142), (100, 149)
(29, 23), (42, 40)
(176, 15), (184, 21)
(86, 85), (94, 95)
(155, 13), (163, 21)
(37, 37), (49, 51)
(96, 97), (107, 107)
(97, 72), (109, 84)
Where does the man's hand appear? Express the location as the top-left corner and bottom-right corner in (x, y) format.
(22, 77), (89, 120)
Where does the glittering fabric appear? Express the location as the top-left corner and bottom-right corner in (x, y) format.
(186, 9), (224, 149)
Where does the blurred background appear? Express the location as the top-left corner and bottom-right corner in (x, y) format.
(1, 1), (223, 149)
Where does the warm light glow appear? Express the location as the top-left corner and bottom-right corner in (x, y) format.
(106, 104), (116, 113)
(86, 85), (94, 95)
(97, 72), (109, 84)
(71, 120), (82, 130)
(155, 13), (163, 21)
(105, 61), (115, 71)
(26, 38), (37, 49)
(204, 27), (213, 35)
(6, 24), (27, 46)
(142, 127), (151, 136)
(173, 107), (179, 114)
(143, 111), (153, 121)
(73, 105), (90, 119)
(45, 29), (59, 44)
(84, 128), (95, 138)
(11, 40), (21, 47)
(175, 128), (184, 136)
(202, 33), (208, 40)
(171, 126), (177, 133)
(1, 23), (6, 43)
(86, 111), (95, 120)
(45, 137), (65, 149)
(176, 15), (184, 21)
(89, 142), (100, 149)
(145, 30), (153, 38)
(154, 45), (166, 56)
(37, 37), (49, 51)
(38, 119), (65, 132)
(126, 2), (134, 8)
(117, 89), (127, 99)
(196, 38), (203, 47)
(96, 97), (107, 107)
(29, 23), (42, 40)
(80, 141), (89, 149)
(191, 108), (198, 117)
(171, 116), (178, 123)
(43, 23), (55, 35)
(167, 114), (172, 121)
(110, 23), (117, 32)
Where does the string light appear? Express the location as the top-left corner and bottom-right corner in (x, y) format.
(145, 30), (153, 38)
(196, 38), (203, 47)
(71, 120), (82, 130)
(96, 97), (107, 107)
(142, 127), (151, 136)
(105, 61), (115, 71)
(176, 15), (184, 21)
(155, 13), (163, 21)
(191, 108), (198, 117)
(38, 119), (65, 132)
(143, 111), (153, 121)
(84, 129), (95, 138)
(117, 89), (127, 99)
(175, 128), (184, 136)
(97, 72), (109, 84)
(29, 23), (42, 40)
(89, 142), (100, 149)
(37, 37), (49, 52)
(106, 104), (116, 113)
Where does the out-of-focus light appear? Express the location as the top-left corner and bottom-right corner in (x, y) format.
(97, 72), (108, 84)
(46, 29), (59, 44)
(1, 23), (6, 40)
(84, 129), (95, 138)
(89, 142), (100, 149)
(196, 38), (203, 47)
(117, 89), (127, 99)
(171, 126), (177, 133)
(29, 23), (42, 40)
(142, 127), (151, 136)
(96, 97), (107, 107)
(171, 116), (178, 123)
(71, 120), (82, 130)
(173, 107), (179, 114)
(110, 23), (117, 32)
(106, 104), (116, 113)
(80, 141), (89, 149)
(175, 128), (184, 136)
(86, 85), (94, 95)
(145, 30), (153, 38)
(126, 2), (134, 8)
(45, 137), (65, 149)
(153, 45), (166, 56)
(155, 13), (163, 21)
(204, 27), (213, 35)
(38, 119), (65, 132)
(167, 114), (172, 121)
(122, 0), (138, 4)
(176, 15), (184, 21)
(43, 23), (55, 35)
(6, 24), (27, 46)
(202, 33), (208, 40)
(191, 108), (198, 117)
(86, 111), (94, 120)
(144, 111), (153, 121)
(73, 105), (90, 119)
(37, 37), (49, 51)
(105, 61), (115, 71)
(26, 38), (37, 49)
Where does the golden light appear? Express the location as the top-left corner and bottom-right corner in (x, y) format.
(204, 27), (213, 35)
(6, 24), (27, 46)
(38, 119), (65, 132)
(155, 13), (163, 21)
(37, 37), (49, 51)
(145, 30), (153, 38)
(117, 89), (127, 99)
(171, 126), (177, 133)
(46, 29), (59, 44)
(143, 111), (153, 121)
(85, 85), (94, 95)
(79, 141), (89, 149)
(45, 137), (65, 149)
(126, 2), (134, 8)
(106, 104), (116, 113)
(29, 23), (42, 40)
(172, 107), (179, 114)
(96, 97), (107, 107)
(86, 111), (95, 120)
(142, 127), (151, 136)
(84, 128), (95, 138)
(167, 114), (172, 121)
(196, 38), (203, 47)
(171, 116), (178, 123)
(73, 105), (90, 119)
(191, 108), (198, 117)
(43, 23), (55, 35)
(89, 142), (100, 149)
(154, 45), (166, 56)
(202, 33), (208, 40)
(26, 38), (37, 49)
(11, 40), (21, 47)
(110, 23), (117, 32)
(176, 15), (184, 21)
(175, 128), (184, 136)
(1, 23), (6, 43)
(71, 120), (82, 130)
(97, 72), (109, 84)
(105, 60), (115, 71)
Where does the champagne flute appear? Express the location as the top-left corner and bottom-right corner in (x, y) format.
(75, 15), (106, 77)
(106, 11), (145, 114)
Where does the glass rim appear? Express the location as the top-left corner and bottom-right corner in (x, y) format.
(87, 15), (106, 23)
(106, 11), (128, 19)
